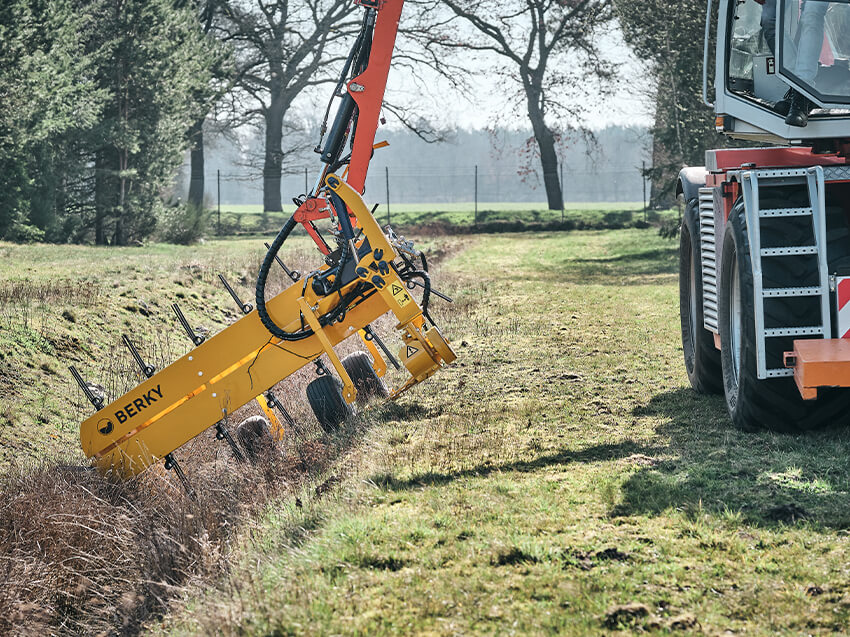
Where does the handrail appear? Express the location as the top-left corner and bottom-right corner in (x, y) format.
(703, 0), (715, 109)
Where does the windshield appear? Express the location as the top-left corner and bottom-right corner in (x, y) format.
(778, 0), (850, 105)
(728, 0), (784, 102)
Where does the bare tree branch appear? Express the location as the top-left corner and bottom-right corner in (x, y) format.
(404, 0), (615, 210)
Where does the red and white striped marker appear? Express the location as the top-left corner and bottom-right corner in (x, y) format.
(838, 277), (850, 338)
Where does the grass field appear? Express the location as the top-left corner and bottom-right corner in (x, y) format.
(146, 230), (850, 635)
(209, 202), (665, 236)
(5, 227), (850, 635)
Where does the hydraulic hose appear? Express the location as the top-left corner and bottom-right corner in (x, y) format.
(255, 216), (314, 341)
(403, 269), (434, 325)
(256, 200), (355, 340)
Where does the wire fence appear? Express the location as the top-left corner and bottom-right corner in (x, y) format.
(202, 165), (650, 210)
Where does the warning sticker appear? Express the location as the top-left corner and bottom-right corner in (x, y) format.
(390, 282), (412, 307)
(406, 345), (419, 358)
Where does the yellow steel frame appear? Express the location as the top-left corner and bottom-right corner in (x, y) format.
(79, 175), (456, 477)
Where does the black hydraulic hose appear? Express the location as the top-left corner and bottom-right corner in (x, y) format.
(315, 10), (371, 154)
(319, 10), (375, 166)
(403, 269), (434, 325)
(256, 216), (314, 341)
(329, 190), (356, 241)
(328, 240), (351, 296)
(256, 202), (356, 339)
(335, 11), (369, 91)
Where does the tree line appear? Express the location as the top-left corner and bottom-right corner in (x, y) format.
(0, 0), (718, 245)
(0, 0), (222, 244)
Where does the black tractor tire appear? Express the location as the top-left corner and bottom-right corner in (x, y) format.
(236, 415), (273, 461)
(680, 197), (723, 394)
(306, 375), (355, 434)
(342, 351), (389, 403)
(718, 196), (850, 432)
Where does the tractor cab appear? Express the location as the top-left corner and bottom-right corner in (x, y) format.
(713, 0), (850, 143)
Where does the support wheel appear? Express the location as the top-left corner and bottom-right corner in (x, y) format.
(236, 416), (273, 461)
(680, 197), (723, 394)
(342, 351), (389, 403)
(306, 375), (355, 433)
(719, 198), (850, 432)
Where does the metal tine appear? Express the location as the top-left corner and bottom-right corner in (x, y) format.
(265, 389), (296, 427)
(364, 325), (401, 370)
(172, 303), (205, 346)
(406, 279), (453, 303)
(215, 421), (246, 462)
(122, 334), (155, 378)
(69, 365), (104, 410)
(164, 453), (196, 500)
(218, 274), (253, 315)
(264, 242), (301, 282)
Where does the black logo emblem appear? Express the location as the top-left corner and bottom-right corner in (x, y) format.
(97, 418), (114, 435)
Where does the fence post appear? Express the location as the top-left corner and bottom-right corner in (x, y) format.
(474, 165), (478, 224)
(304, 167), (308, 195)
(385, 166), (391, 226)
(642, 161), (648, 223)
(217, 169), (221, 235)
(560, 160), (565, 223)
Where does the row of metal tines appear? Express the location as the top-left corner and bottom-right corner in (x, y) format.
(68, 245), (305, 496)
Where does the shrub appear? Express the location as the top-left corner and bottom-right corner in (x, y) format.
(157, 203), (208, 245)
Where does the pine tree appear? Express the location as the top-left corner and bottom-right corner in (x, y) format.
(0, 0), (224, 244)
(86, 0), (222, 245)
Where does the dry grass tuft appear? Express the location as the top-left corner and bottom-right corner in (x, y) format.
(0, 416), (350, 636)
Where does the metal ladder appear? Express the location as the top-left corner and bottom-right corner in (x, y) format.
(740, 166), (830, 379)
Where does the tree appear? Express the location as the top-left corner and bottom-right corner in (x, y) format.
(86, 0), (222, 244)
(614, 0), (727, 205)
(0, 0), (107, 241)
(0, 0), (222, 244)
(217, 0), (356, 212)
(408, 0), (614, 210)
(184, 0), (230, 208)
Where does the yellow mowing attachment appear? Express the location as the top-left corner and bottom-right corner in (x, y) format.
(77, 175), (457, 479)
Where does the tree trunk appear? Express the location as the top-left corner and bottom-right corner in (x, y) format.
(94, 151), (107, 245)
(649, 91), (677, 208)
(263, 100), (284, 212)
(114, 148), (128, 246)
(188, 118), (205, 207)
(526, 90), (563, 211)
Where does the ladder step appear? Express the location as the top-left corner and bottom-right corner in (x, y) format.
(760, 246), (818, 257)
(764, 326), (824, 337)
(764, 368), (795, 378)
(759, 207), (813, 218)
(752, 168), (810, 179)
(762, 286), (824, 298)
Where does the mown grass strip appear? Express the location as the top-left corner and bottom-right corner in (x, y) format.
(154, 229), (850, 636)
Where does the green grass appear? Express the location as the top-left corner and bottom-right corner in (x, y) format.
(0, 237), (318, 464)
(219, 201), (645, 214)
(209, 202), (666, 236)
(146, 229), (850, 636)
(8, 227), (850, 634)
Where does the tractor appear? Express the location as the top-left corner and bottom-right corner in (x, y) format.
(680, 0), (850, 430)
(71, 0), (457, 485)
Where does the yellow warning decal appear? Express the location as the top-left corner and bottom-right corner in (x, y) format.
(390, 282), (412, 307)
